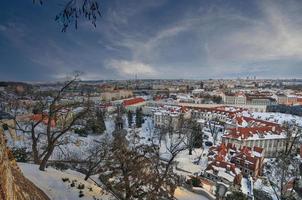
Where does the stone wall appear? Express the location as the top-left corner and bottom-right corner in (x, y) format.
(0, 129), (49, 200)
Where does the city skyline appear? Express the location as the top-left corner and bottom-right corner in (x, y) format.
(1, 0), (302, 81)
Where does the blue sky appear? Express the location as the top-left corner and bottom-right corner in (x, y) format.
(1, 0), (302, 81)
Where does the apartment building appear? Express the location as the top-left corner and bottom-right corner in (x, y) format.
(100, 90), (133, 101)
(222, 126), (287, 157)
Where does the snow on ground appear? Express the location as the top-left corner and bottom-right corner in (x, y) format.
(11, 117), (117, 161)
(174, 187), (209, 200)
(14, 116), (211, 200)
(134, 116), (209, 175)
(254, 178), (278, 200)
(174, 148), (207, 174)
(18, 163), (115, 200)
(251, 112), (302, 126)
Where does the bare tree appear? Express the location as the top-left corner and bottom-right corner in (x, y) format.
(150, 134), (188, 199)
(81, 138), (109, 180)
(33, 0), (101, 32)
(99, 118), (188, 200)
(264, 124), (302, 200)
(10, 74), (91, 171)
(38, 77), (91, 171)
(208, 117), (223, 145)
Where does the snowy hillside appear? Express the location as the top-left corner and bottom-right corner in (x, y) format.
(18, 163), (116, 200)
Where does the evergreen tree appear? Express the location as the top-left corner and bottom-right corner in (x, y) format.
(127, 110), (133, 128)
(135, 108), (143, 128)
(85, 109), (106, 134)
(96, 109), (106, 134)
(226, 191), (248, 200)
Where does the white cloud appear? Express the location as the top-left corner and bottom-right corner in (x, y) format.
(108, 60), (157, 77)
(208, 0), (302, 64)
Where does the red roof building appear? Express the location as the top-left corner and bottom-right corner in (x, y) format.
(123, 97), (145, 106)
(231, 146), (264, 177)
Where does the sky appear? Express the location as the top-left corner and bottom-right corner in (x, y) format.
(1, 0), (302, 81)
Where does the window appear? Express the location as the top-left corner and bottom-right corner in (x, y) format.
(274, 140), (278, 147)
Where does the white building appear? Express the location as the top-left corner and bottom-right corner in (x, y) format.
(222, 126), (288, 157)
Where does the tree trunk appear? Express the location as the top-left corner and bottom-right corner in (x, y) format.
(39, 145), (54, 171)
(32, 137), (40, 164)
(84, 171), (91, 181)
(31, 127), (40, 164)
(123, 170), (131, 200)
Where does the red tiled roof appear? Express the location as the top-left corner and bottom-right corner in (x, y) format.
(123, 97), (145, 106)
(253, 146), (264, 154)
(224, 126), (282, 140)
(242, 116), (279, 127)
(30, 114), (56, 127)
(206, 159), (237, 175)
(231, 146), (264, 172)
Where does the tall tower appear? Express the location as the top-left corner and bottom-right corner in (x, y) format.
(135, 74), (138, 90)
(200, 81), (204, 89)
(115, 105), (124, 130)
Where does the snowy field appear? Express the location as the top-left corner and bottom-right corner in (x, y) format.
(18, 163), (115, 200)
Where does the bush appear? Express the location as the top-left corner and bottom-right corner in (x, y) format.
(11, 147), (29, 162)
(191, 177), (201, 187)
(48, 162), (69, 171)
(79, 191), (84, 198)
(77, 183), (85, 190)
(75, 128), (88, 137)
(254, 189), (273, 200)
(226, 191), (248, 200)
(62, 178), (70, 182)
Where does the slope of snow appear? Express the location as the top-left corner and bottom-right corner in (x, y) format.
(18, 163), (115, 200)
(174, 187), (209, 200)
